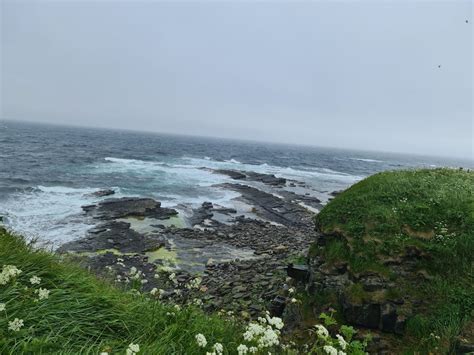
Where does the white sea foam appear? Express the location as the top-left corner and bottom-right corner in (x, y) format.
(0, 186), (100, 248)
(349, 157), (384, 163)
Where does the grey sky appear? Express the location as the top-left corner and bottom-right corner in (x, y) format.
(1, 0), (472, 159)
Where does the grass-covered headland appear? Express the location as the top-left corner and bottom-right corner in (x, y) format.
(311, 168), (474, 353)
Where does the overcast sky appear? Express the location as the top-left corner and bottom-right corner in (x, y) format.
(1, 0), (472, 159)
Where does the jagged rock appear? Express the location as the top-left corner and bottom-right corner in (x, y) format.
(269, 295), (287, 316)
(342, 297), (381, 329)
(87, 189), (115, 198)
(82, 197), (178, 220)
(287, 264), (310, 283)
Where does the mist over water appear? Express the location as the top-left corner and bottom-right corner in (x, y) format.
(1, 121), (472, 246)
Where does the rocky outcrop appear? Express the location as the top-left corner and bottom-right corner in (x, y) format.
(212, 169), (287, 187)
(82, 197), (178, 220)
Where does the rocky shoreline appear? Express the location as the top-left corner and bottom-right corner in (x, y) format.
(57, 169), (323, 320)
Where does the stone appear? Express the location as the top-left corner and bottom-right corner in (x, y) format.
(287, 264), (310, 283)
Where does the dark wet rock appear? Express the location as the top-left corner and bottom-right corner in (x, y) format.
(58, 221), (164, 254)
(212, 169), (286, 187)
(82, 197), (178, 220)
(287, 264), (310, 283)
(269, 295), (287, 316)
(189, 202), (215, 227)
(220, 183), (313, 227)
(342, 297), (381, 329)
(87, 189), (115, 198)
(214, 169), (247, 180)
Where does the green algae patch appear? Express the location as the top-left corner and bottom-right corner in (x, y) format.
(72, 249), (136, 258)
(146, 247), (178, 264)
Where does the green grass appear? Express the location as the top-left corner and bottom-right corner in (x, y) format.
(0, 228), (242, 354)
(313, 168), (474, 353)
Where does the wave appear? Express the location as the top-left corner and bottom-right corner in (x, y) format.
(350, 157), (384, 163)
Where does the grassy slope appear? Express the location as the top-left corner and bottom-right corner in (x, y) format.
(0, 229), (241, 354)
(314, 168), (474, 352)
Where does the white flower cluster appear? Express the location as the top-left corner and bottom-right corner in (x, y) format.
(126, 343), (140, 355)
(242, 314), (283, 350)
(8, 318), (24, 332)
(195, 333), (207, 348)
(0, 265), (22, 285)
(206, 342), (224, 355)
(186, 277), (202, 290)
(36, 288), (50, 300)
(0, 303), (5, 312)
(315, 324), (329, 338)
(29, 276), (41, 285)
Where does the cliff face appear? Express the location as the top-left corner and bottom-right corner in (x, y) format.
(303, 169), (474, 353)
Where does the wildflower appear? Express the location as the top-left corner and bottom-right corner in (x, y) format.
(100, 352), (109, 355)
(126, 343), (140, 355)
(290, 298), (298, 303)
(29, 276), (41, 285)
(174, 304), (181, 311)
(150, 288), (158, 296)
(266, 315), (284, 330)
(336, 334), (347, 350)
(0, 303), (5, 311)
(258, 328), (280, 348)
(323, 345), (338, 355)
(288, 287), (295, 294)
(195, 333), (207, 348)
(129, 266), (137, 275)
(8, 318), (24, 332)
(249, 347), (258, 354)
(237, 344), (248, 355)
(105, 266), (113, 272)
(315, 324), (329, 338)
(140, 279), (148, 284)
(213, 343), (224, 354)
(0, 265), (22, 285)
(36, 288), (50, 300)
(154, 273), (160, 279)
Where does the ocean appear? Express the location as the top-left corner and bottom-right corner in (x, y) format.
(0, 120), (471, 247)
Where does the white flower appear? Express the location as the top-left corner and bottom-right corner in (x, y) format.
(36, 288), (50, 300)
(249, 347), (258, 354)
(140, 279), (148, 284)
(195, 333), (207, 348)
(237, 344), (248, 355)
(126, 343), (140, 355)
(29, 276), (41, 285)
(266, 315), (284, 330)
(323, 345), (338, 355)
(315, 324), (329, 338)
(0, 265), (22, 285)
(336, 334), (347, 350)
(150, 288), (158, 296)
(174, 304), (181, 311)
(288, 287), (295, 294)
(291, 298), (298, 303)
(0, 303), (5, 311)
(213, 343), (224, 354)
(100, 352), (109, 355)
(154, 273), (160, 279)
(8, 318), (24, 332)
(129, 267), (137, 275)
(193, 298), (203, 306)
(258, 328), (280, 348)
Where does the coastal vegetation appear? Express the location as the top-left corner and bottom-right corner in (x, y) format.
(309, 168), (474, 353)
